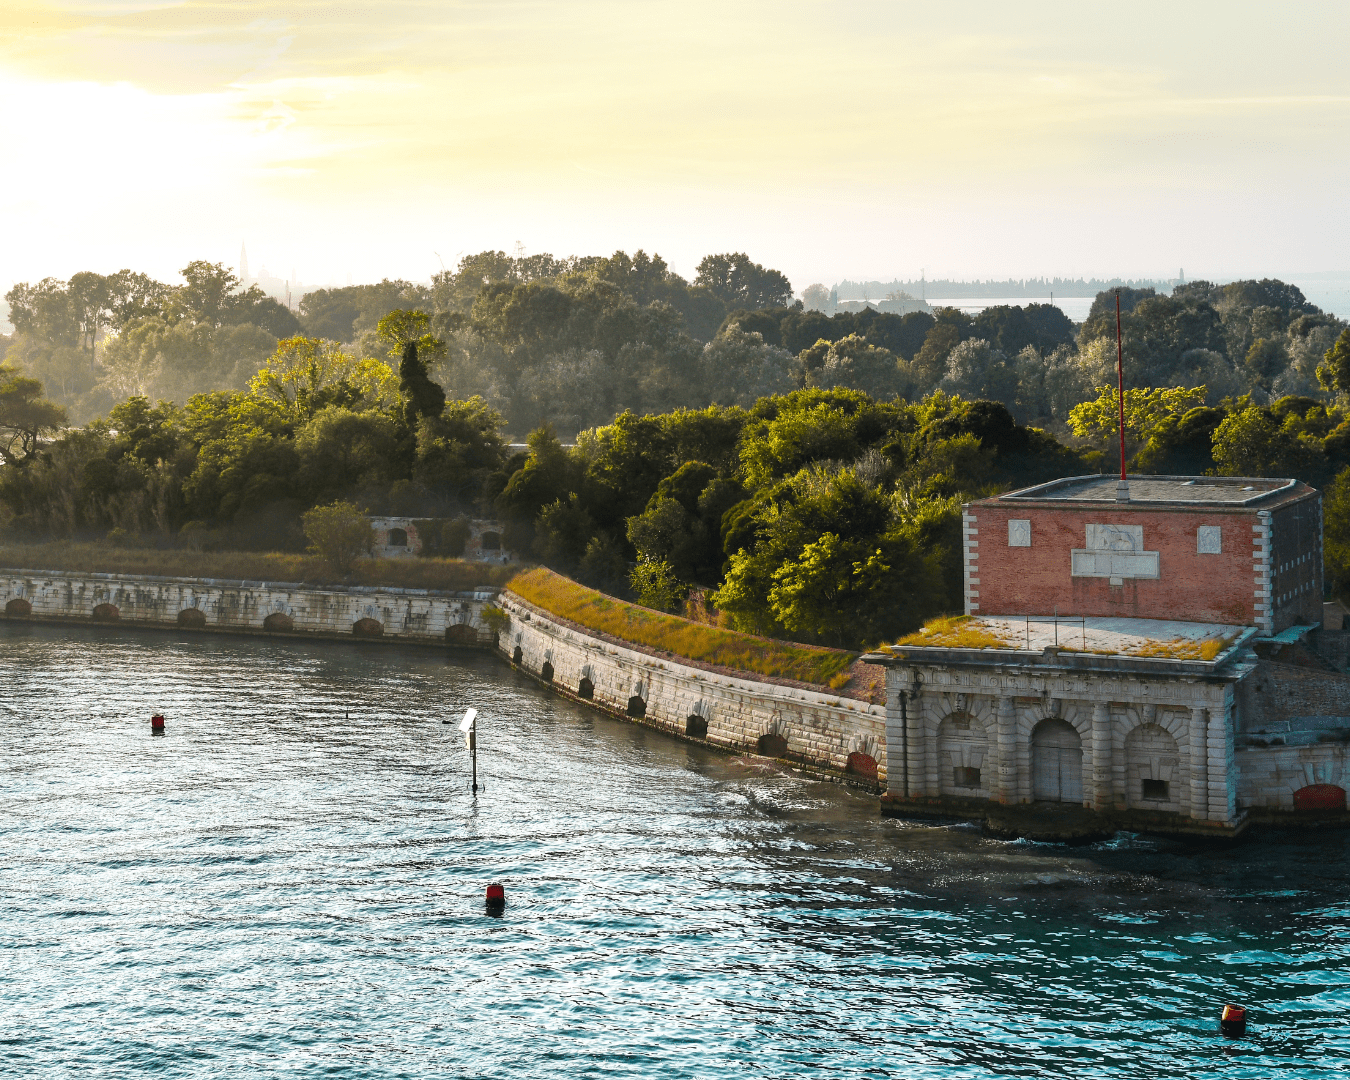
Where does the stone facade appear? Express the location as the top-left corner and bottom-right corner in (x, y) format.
(498, 592), (886, 783)
(0, 569), (498, 645)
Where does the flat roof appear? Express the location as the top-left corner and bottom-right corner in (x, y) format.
(992, 474), (1306, 507)
(881, 614), (1253, 662)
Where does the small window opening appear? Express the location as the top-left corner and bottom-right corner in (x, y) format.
(388, 527), (408, 547)
(1141, 778), (1169, 801)
(953, 766), (981, 789)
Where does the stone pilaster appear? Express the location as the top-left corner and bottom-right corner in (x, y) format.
(1189, 706), (1208, 820)
(997, 695), (1017, 803)
(1092, 702), (1112, 810)
(884, 676), (905, 796)
(906, 692), (925, 799)
(1207, 701), (1235, 823)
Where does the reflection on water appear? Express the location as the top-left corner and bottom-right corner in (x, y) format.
(3, 623), (1349, 1078)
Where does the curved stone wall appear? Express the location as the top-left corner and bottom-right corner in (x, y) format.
(498, 592), (886, 783)
(0, 568), (498, 645)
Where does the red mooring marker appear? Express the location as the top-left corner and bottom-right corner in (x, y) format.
(485, 883), (505, 911)
(150, 714), (165, 731)
(1220, 1004), (1247, 1037)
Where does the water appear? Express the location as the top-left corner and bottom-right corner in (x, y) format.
(925, 297), (1096, 322)
(3, 623), (1350, 1078)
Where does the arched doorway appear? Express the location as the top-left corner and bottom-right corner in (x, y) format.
(92, 603), (119, 622)
(938, 712), (988, 796)
(577, 677), (594, 699)
(5, 597), (31, 617)
(1032, 718), (1083, 803)
(263, 612), (294, 632)
(1294, 784), (1346, 811)
(177, 608), (207, 628)
(352, 618), (383, 637)
(757, 732), (787, 757)
(388, 527), (408, 547)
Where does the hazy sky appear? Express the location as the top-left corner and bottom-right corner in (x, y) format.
(2, 0), (1347, 293)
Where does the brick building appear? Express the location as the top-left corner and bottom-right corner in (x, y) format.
(863, 473), (1350, 840)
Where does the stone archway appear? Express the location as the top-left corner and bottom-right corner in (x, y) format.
(5, 597), (31, 617)
(686, 715), (708, 738)
(938, 712), (988, 796)
(512, 645), (523, 665)
(92, 603), (119, 622)
(387, 527), (408, 547)
(757, 732), (788, 757)
(847, 752), (878, 780)
(352, 618), (384, 637)
(540, 661), (554, 682)
(1125, 722), (1181, 810)
(177, 608), (207, 628)
(263, 612), (294, 632)
(445, 623), (478, 645)
(577, 677), (594, 699)
(1031, 718), (1083, 804)
(626, 695), (647, 718)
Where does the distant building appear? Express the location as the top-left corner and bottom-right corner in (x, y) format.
(366, 516), (515, 563)
(864, 474), (1350, 839)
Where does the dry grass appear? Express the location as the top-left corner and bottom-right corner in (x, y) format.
(508, 566), (855, 687)
(1130, 636), (1232, 661)
(892, 615), (1012, 650)
(0, 542), (517, 592)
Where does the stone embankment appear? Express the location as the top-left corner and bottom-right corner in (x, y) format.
(0, 568), (498, 645)
(497, 591), (888, 786)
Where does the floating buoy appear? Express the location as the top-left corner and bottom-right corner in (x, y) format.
(1220, 1004), (1247, 1037)
(150, 714), (165, 731)
(485, 883), (505, 912)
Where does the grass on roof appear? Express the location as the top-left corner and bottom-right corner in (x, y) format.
(1129, 636), (1232, 661)
(0, 542), (517, 592)
(891, 615), (1012, 650)
(507, 566), (855, 687)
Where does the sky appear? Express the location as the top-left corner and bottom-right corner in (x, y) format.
(2, 0), (1348, 296)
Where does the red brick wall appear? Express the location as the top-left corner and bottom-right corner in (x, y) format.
(967, 504), (1262, 624)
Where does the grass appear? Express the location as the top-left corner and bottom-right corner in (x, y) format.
(891, 615), (1012, 650)
(0, 542), (518, 592)
(1129, 636), (1233, 661)
(508, 566), (856, 687)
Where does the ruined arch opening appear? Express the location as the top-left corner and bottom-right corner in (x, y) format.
(540, 661), (554, 683)
(512, 645), (523, 665)
(577, 677), (594, 700)
(757, 732), (788, 757)
(481, 532), (501, 551)
(445, 623), (478, 645)
(92, 603), (119, 622)
(847, 752), (878, 780)
(177, 608), (207, 628)
(263, 612), (294, 633)
(626, 695), (647, 719)
(1031, 717), (1082, 804)
(387, 527), (408, 547)
(5, 598), (31, 617)
(352, 618), (384, 637)
(686, 715), (708, 738)
(1294, 784), (1347, 812)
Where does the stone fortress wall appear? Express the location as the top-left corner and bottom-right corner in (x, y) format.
(0, 568), (498, 645)
(497, 592), (888, 785)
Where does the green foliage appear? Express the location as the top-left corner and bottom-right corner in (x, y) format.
(630, 554), (687, 612)
(301, 500), (375, 574)
(0, 363), (67, 462)
(1318, 328), (1350, 398)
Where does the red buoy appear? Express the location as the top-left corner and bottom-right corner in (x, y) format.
(485, 883), (505, 910)
(150, 714), (165, 730)
(1220, 1004), (1247, 1037)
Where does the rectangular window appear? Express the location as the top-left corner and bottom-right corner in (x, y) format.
(1197, 525), (1221, 554)
(1141, 778), (1169, 801)
(953, 766), (981, 789)
(1008, 519), (1031, 547)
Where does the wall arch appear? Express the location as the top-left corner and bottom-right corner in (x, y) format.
(626, 695), (647, 719)
(847, 751), (878, 780)
(177, 608), (207, 628)
(757, 732), (788, 757)
(387, 527), (408, 547)
(263, 612), (294, 632)
(445, 623), (478, 645)
(540, 661), (554, 683)
(938, 712), (988, 797)
(1124, 722), (1182, 812)
(352, 618), (384, 637)
(1031, 718), (1083, 804)
(577, 676), (594, 699)
(5, 597), (31, 617)
(92, 603), (119, 622)
(686, 715), (708, 738)
(512, 645), (523, 665)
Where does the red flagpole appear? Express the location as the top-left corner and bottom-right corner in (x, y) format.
(1116, 292), (1126, 482)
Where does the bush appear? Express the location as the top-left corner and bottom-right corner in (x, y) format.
(301, 500), (375, 575)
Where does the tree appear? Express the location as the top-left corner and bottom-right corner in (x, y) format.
(248, 336), (394, 420)
(1318, 328), (1350, 399)
(694, 253), (793, 310)
(629, 554), (686, 612)
(301, 500), (374, 574)
(1068, 385), (1207, 467)
(0, 364), (68, 463)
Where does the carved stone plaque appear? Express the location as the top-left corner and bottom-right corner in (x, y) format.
(1008, 519), (1031, 547)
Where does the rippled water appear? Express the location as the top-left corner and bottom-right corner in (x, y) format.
(4, 623), (1350, 1078)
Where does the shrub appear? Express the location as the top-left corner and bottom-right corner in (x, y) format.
(302, 501), (375, 575)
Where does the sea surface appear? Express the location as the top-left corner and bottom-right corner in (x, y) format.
(3, 623), (1349, 1078)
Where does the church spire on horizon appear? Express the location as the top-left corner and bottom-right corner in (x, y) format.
(239, 242), (249, 283)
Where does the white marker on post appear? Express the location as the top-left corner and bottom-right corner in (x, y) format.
(459, 708), (478, 792)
